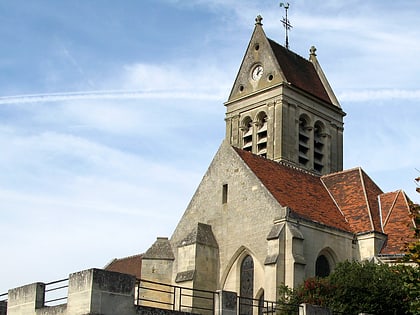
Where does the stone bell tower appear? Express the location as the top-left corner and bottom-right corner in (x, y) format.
(224, 16), (345, 175)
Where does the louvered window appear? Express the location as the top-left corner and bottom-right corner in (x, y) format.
(257, 113), (268, 157)
(298, 116), (310, 167)
(242, 117), (253, 152)
(313, 121), (325, 172)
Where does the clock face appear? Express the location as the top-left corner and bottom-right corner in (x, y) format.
(252, 65), (264, 81)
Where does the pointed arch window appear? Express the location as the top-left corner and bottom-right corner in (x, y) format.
(313, 121), (325, 172)
(315, 255), (330, 278)
(239, 255), (254, 315)
(298, 115), (310, 167)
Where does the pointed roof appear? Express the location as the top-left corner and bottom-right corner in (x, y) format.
(227, 16), (339, 107)
(379, 190), (417, 254)
(233, 147), (416, 255)
(321, 168), (383, 234)
(267, 39), (332, 105)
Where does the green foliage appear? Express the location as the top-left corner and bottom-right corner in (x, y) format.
(402, 202), (420, 266)
(278, 260), (419, 315)
(327, 261), (409, 315)
(277, 284), (302, 315)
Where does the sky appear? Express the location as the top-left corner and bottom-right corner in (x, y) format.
(0, 0), (419, 293)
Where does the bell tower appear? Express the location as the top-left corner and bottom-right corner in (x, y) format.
(224, 16), (345, 175)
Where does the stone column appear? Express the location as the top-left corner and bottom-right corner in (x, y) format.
(67, 268), (136, 315)
(216, 290), (237, 315)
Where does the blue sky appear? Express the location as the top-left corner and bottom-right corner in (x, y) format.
(1, 0), (419, 293)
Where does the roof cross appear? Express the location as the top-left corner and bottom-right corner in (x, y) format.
(279, 2), (293, 49)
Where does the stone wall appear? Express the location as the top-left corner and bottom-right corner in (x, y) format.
(5, 268), (335, 315)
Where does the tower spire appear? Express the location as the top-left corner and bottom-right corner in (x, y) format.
(279, 2), (293, 49)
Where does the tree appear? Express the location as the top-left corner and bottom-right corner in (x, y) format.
(278, 261), (418, 315)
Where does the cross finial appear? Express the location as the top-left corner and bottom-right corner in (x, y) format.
(310, 46), (317, 56)
(255, 15), (263, 25)
(279, 2), (293, 49)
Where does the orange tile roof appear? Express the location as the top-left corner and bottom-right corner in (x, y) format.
(321, 168), (383, 234)
(379, 191), (417, 254)
(234, 148), (415, 256)
(268, 38), (332, 104)
(104, 254), (142, 278)
(234, 148), (350, 231)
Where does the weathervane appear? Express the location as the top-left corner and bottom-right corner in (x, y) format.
(279, 2), (292, 49)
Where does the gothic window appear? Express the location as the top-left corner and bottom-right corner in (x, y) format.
(239, 255), (254, 315)
(256, 112), (268, 158)
(241, 117), (253, 152)
(298, 115), (310, 167)
(315, 255), (330, 277)
(313, 121), (325, 172)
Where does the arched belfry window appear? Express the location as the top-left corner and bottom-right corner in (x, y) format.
(313, 121), (325, 172)
(315, 255), (330, 278)
(239, 255), (254, 315)
(298, 115), (310, 167)
(256, 112), (267, 157)
(241, 117), (253, 152)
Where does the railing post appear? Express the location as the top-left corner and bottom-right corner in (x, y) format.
(174, 286), (178, 311)
(216, 290), (237, 315)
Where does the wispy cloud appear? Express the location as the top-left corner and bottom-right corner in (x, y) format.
(0, 89), (222, 105)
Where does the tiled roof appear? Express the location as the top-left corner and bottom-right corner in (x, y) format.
(321, 168), (383, 234)
(234, 148), (351, 232)
(104, 254), (142, 278)
(379, 190), (417, 254)
(234, 148), (415, 255)
(268, 39), (332, 104)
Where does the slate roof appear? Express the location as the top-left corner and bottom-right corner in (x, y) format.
(104, 254), (142, 278)
(234, 147), (416, 255)
(268, 38), (332, 104)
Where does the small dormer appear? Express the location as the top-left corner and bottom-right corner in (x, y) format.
(224, 16), (345, 175)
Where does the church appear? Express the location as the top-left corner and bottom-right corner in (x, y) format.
(106, 15), (416, 306)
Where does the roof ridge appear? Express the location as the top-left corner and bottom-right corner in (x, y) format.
(237, 148), (322, 178)
(359, 168), (375, 231)
(320, 177), (348, 223)
(382, 191), (400, 227)
(112, 253), (143, 261)
(276, 159), (321, 177)
(321, 166), (361, 179)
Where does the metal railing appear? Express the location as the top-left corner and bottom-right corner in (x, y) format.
(135, 278), (218, 315)
(238, 296), (300, 315)
(44, 278), (68, 306)
(0, 293), (7, 301)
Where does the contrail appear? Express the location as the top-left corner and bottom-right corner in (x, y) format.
(0, 89), (222, 105)
(338, 89), (420, 102)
